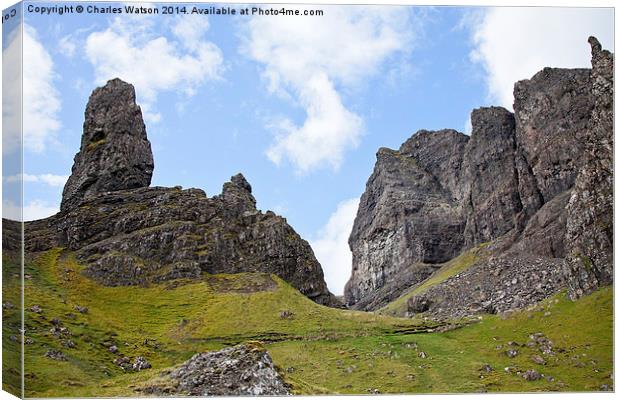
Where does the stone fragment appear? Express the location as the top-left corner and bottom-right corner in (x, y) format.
(505, 349), (518, 358)
(45, 349), (68, 361)
(523, 370), (542, 381)
(132, 356), (151, 371)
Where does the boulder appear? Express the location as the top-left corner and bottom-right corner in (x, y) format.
(144, 344), (290, 396)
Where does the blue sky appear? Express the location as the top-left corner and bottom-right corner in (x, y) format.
(2, 2), (614, 294)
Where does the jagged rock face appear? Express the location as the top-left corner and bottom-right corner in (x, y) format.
(563, 37), (614, 299)
(398, 129), (470, 197)
(28, 177), (335, 305)
(142, 344), (290, 396)
(461, 107), (523, 246)
(514, 67), (593, 203)
(507, 190), (570, 259)
(26, 78), (336, 307)
(346, 38), (612, 311)
(2, 219), (21, 252)
(346, 113), (532, 309)
(345, 130), (468, 307)
(60, 78), (154, 211)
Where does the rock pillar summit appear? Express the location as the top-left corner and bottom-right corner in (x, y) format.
(61, 78), (154, 211)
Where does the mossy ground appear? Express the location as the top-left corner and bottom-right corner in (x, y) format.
(2, 248), (613, 397)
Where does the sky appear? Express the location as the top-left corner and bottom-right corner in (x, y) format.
(1, 1), (614, 295)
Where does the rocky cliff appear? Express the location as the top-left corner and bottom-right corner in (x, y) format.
(563, 37), (614, 299)
(345, 37), (612, 314)
(24, 79), (337, 307)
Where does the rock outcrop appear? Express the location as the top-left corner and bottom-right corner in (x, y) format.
(346, 38), (612, 314)
(345, 130), (468, 306)
(61, 79), (154, 211)
(25, 78), (337, 307)
(563, 37), (614, 299)
(460, 106), (525, 247)
(142, 344), (290, 396)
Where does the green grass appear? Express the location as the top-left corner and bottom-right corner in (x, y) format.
(12, 248), (423, 397)
(380, 244), (489, 316)
(2, 252), (22, 397)
(270, 287), (613, 394)
(86, 139), (107, 152)
(2, 248), (612, 397)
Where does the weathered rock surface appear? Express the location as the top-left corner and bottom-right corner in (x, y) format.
(563, 37), (614, 299)
(405, 255), (565, 319)
(61, 79), (154, 211)
(347, 38), (612, 314)
(460, 106), (525, 247)
(142, 344), (290, 396)
(23, 78), (336, 307)
(514, 67), (593, 204)
(345, 130), (468, 306)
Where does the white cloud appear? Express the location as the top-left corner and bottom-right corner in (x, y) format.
(85, 14), (223, 123)
(2, 25), (21, 155)
(2, 24), (61, 154)
(241, 6), (414, 173)
(2, 200), (59, 221)
(265, 73), (363, 171)
(24, 25), (62, 152)
(4, 173), (68, 187)
(464, 115), (472, 135)
(58, 34), (77, 57)
(467, 7), (614, 109)
(311, 198), (359, 295)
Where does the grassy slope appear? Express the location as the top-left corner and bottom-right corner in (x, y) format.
(272, 288), (613, 394)
(2, 252), (22, 397)
(379, 243), (488, 316)
(2, 248), (613, 397)
(9, 248), (422, 397)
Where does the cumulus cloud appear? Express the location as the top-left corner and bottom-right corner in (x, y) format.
(24, 25), (62, 152)
(241, 6), (414, 173)
(266, 73), (363, 171)
(85, 14), (223, 122)
(58, 34), (77, 57)
(467, 7), (614, 109)
(3, 199), (59, 221)
(311, 198), (359, 295)
(2, 25), (21, 155)
(4, 173), (68, 187)
(3, 24), (61, 154)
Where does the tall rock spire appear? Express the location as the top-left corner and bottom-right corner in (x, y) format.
(563, 37), (614, 299)
(61, 78), (154, 211)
